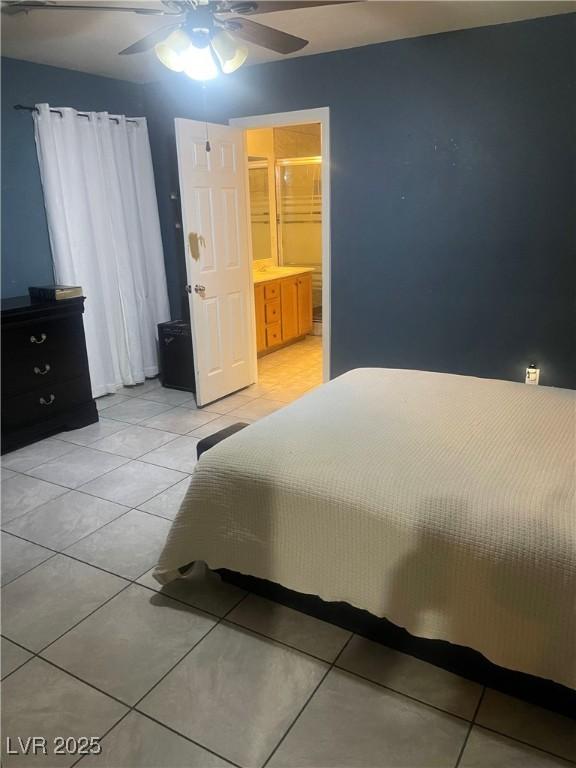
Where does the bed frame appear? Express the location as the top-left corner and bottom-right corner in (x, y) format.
(196, 425), (576, 719)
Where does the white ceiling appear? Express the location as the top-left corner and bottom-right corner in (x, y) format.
(2, 0), (574, 83)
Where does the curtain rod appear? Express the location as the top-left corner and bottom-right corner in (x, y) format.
(14, 104), (140, 125)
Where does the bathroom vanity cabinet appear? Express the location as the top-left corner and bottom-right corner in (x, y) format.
(254, 271), (313, 356)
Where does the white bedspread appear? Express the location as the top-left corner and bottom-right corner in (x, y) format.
(155, 369), (576, 689)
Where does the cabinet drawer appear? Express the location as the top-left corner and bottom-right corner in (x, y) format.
(2, 375), (93, 429)
(3, 318), (83, 363)
(266, 323), (282, 348)
(264, 282), (280, 301)
(264, 300), (281, 324)
(1, 349), (86, 397)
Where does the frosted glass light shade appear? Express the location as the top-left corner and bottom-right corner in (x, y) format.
(211, 30), (248, 74)
(182, 43), (219, 81)
(154, 30), (192, 72)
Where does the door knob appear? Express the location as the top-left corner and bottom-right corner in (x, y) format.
(194, 285), (206, 295)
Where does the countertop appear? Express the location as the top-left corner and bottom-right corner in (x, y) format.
(253, 266), (315, 285)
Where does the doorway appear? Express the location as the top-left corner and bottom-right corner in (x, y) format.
(173, 110), (329, 407)
(230, 108), (330, 387)
(246, 124), (322, 397)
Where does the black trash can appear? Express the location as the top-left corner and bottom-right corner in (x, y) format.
(158, 320), (195, 393)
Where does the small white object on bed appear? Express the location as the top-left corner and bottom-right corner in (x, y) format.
(154, 368), (576, 689)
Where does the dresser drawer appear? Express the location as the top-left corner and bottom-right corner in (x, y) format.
(3, 375), (93, 429)
(1, 347), (86, 397)
(266, 323), (282, 348)
(265, 300), (281, 325)
(3, 317), (83, 363)
(264, 282), (280, 301)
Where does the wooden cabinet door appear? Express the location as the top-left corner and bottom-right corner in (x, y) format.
(254, 284), (266, 353)
(281, 279), (299, 342)
(297, 274), (313, 336)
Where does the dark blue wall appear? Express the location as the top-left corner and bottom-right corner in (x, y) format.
(3, 15), (575, 387)
(1, 57), (144, 297)
(144, 13), (576, 388)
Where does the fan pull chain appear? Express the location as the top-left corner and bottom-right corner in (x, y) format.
(202, 83), (211, 152)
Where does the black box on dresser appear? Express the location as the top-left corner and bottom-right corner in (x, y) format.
(1, 296), (98, 454)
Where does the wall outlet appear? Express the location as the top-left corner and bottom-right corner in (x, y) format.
(525, 365), (540, 385)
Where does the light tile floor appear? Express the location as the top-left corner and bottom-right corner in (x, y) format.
(2, 335), (575, 767)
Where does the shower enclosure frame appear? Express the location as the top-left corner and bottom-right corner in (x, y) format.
(230, 108), (331, 384)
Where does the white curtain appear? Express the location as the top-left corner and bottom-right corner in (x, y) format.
(33, 103), (170, 398)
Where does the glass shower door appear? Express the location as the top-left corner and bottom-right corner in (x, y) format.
(276, 157), (322, 270)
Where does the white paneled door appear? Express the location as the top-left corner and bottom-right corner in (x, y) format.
(175, 119), (255, 406)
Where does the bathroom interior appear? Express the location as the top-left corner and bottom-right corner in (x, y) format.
(246, 123), (323, 401)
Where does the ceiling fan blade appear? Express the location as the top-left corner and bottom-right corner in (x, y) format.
(119, 22), (181, 55)
(1, 1), (181, 15)
(224, 16), (307, 54)
(217, 1), (355, 15)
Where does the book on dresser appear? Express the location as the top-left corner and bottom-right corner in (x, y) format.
(29, 284), (83, 302)
(1, 295), (98, 454)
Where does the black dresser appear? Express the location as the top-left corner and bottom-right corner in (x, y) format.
(1, 296), (98, 454)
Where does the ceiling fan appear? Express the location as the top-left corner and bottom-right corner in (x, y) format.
(1, 0), (354, 80)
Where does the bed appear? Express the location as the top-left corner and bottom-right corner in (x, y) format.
(154, 368), (576, 692)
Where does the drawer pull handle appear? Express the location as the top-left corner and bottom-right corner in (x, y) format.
(39, 395), (56, 406)
(34, 364), (51, 376)
(30, 333), (47, 344)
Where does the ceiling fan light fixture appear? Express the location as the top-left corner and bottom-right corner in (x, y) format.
(211, 29), (248, 74)
(154, 29), (191, 72)
(181, 42), (219, 81)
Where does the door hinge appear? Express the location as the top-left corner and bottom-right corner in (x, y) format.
(185, 285), (192, 294)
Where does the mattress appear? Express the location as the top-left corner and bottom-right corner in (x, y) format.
(155, 368), (576, 689)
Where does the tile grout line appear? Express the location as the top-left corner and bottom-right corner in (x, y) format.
(2, 554), (248, 672)
(99, 394), (273, 430)
(2, 527), (195, 616)
(69, 591), (253, 768)
(6, 540), (572, 766)
(4, 566), (572, 765)
(6, 546), (482, 730)
(14, 436), (191, 481)
(70, 710), (133, 768)
(53, 415), (201, 443)
(463, 722), (576, 766)
(4, 496), (574, 767)
(132, 590), (249, 711)
(4, 408), (207, 468)
(2, 455), (192, 530)
(329, 662), (481, 726)
(76, 468), (190, 504)
(1, 534), (150, 628)
(4, 460), (192, 500)
(261, 632), (355, 768)
(4, 451), (134, 493)
(5, 574), (234, 700)
(6, 371), (571, 765)
(222, 616), (345, 665)
(453, 686), (486, 768)
(4, 395), (264, 475)
(3, 570), (575, 768)
(0, 550), (58, 588)
(38, 580), (135, 657)
(2, 512), (139, 581)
